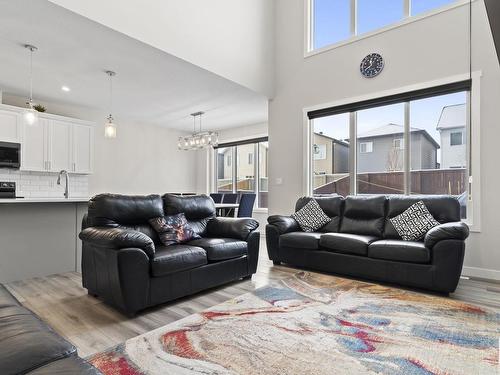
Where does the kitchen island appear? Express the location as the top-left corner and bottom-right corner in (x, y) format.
(0, 198), (89, 283)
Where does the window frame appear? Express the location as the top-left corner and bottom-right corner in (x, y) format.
(450, 131), (464, 146)
(359, 141), (373, 153)
(393, 138), (404, 150)
(213, 137), (269, 210)
(303, 73), (481, 230)
(305, 0), (472, 57)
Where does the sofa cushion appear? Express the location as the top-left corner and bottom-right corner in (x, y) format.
(340, 196), (386, 237)
(291, 199), (331, 232)
(384, 195), (460, 239)
(280, 232), (322, 249)
(151, 245), (207, 277)
(295, 196), (344, 232)
(389, 201), (440, 241)
(0, 305), (77, 375)
(320, 233), (378, 256)
(163, 194), (216, 237)
(28, 356), (102, 375)
(188, 238), (247, 261)
(368, 240), (430, 264)
(87, 194), (164, 228)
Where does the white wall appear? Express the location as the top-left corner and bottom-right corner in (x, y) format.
(48, 0), (275, 98)
(3, 94), (198, 196)
(270, 0), (500, 279)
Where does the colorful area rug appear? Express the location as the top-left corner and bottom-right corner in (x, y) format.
(88, 272), (499, 374)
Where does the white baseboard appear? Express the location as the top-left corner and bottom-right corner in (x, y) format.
(462, 266), (500, 281)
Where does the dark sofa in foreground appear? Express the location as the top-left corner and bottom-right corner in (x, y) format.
(79, 194), (260, 315)
(0, 285), (100, 375)
(266, 195), (469, 293)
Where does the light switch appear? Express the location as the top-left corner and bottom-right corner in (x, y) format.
(275, 177), (283, 185)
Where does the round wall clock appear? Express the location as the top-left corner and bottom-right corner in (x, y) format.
(360, 53), (384, 78)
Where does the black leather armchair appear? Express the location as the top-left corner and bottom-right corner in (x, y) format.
(267, 195), (469, 293)
(80, 194), (260, 315)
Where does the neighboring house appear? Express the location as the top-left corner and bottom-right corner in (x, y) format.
(437, 104), (467, 169)
(313, 132), (349, 175)
(217, 143), (268, 181)
(357, 124), (440, 173)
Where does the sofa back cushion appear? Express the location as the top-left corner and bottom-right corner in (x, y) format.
(340, 195), (386, 237)
(384, 195), (460, 239)
(87, 194), (164, 243)
(162, 194), (216, 236)
(295, 195), (344, 232)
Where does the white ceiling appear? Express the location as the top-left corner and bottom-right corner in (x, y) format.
(0, 0), (268, 131)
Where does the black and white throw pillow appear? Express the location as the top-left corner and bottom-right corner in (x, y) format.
(291, 199), (331, 232)
(390, 201), (440, 241)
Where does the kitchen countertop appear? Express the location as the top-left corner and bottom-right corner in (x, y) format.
(0, 197), (89, 204)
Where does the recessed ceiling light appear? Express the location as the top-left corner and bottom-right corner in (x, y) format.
(61, 86), (71, 92)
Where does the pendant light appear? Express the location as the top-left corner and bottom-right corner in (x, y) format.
(178, 111), (219, 150)
(104, 70), (117, 139)
(23, 44), (38, 126)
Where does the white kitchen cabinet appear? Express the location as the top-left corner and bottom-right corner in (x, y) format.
(21, 118), (49, 172)
(71, 124), (93, 174)
(0, 109), (21, 142)
(48, 120), (72, 172)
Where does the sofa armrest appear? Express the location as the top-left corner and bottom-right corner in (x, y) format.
(79, 227), (155, 257)
(267, 215), (300, 234)
(424, 222), (469, 249)
(206, 217), (259, 240)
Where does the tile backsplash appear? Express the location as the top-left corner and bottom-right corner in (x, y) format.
(0, 169), (89, 198)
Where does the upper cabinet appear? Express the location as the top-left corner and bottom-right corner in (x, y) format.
(0, 105), (95, 174)
(0, 109), (21, 142)
(71, 124), (94, 174)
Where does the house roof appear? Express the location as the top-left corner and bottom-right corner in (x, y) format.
(358, 123), (440, 149)
(436, 104), (466, 130)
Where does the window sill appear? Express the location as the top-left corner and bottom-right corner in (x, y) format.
(305, 0), (474, 59)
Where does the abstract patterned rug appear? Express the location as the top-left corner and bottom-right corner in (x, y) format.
(88, 272), (500, 375)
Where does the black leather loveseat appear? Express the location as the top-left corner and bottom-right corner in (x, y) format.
(267, 195), (469, 293)
(0, 284), (100, 375)
(79, 194), (259, 315)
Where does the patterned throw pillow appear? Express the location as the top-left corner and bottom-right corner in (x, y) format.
(291, 199), (331, 232)
(390, 201), (440, 241)
(149, 213), (200, 246)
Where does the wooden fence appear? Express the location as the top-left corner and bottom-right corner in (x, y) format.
(314, 168), (467, 196)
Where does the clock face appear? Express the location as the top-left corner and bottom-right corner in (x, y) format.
(360, 53), (384, 78)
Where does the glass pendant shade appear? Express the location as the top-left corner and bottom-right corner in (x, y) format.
(23, 103), (38, 126)
(104, 115), (117, 139)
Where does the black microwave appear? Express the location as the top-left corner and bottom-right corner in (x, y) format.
(0, 142), (20, 169)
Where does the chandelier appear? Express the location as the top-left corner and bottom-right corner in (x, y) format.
(178, 111), (219, 150)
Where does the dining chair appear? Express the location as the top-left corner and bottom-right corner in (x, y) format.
(237, 194), (256, 218)
(210, 193), (223, 203)
(221, 193), (238, 217)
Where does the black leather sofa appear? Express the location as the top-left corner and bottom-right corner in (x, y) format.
(0, 285), (100, 375)
(267, 195), (469, 293)
(79, 194), (260, 315)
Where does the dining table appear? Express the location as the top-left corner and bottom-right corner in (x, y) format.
(214, 203), (239, 217)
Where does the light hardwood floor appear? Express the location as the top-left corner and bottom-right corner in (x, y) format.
(5, 240), (500, 358)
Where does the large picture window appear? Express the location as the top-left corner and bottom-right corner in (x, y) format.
(309, 81), (471, 219)
(214, 137), (268, 209)
(309, 0), (458, 52)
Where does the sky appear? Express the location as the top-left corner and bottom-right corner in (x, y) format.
(314, 0), (458, 49)
(312, 0), (464, 164)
